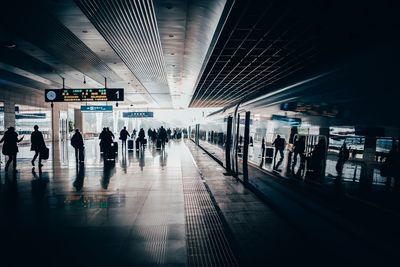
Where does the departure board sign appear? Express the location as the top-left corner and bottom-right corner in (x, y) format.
(45, 88), (124, 102)
(81, 105), (113, 112)
(122, 112), (154, 118)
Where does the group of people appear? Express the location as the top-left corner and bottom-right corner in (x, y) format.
(1, 125), (52, 173)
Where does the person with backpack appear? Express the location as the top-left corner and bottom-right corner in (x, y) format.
(31, 125), (47, 169)
(71, 129), (85, 164)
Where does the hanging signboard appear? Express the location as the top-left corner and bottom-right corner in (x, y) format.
(0, 106), (20, 112)
(45, 88), (124, 102)
(80, 105), (113, 113)
(271, 114), (301, 126)
(122, 112), (154, 118)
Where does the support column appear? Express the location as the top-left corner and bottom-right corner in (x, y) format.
(51, 104), (61, 142)
(319, 127), (330, 179)
(4, 101), (15, 129)
(74, 108), (83, 132)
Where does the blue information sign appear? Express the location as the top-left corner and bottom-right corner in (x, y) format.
(122, 112), (154, 118)
(271, 114), (301, 126)
(80, 105), (113, 112)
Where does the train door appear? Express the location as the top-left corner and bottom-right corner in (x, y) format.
(236, 111), (250, 182)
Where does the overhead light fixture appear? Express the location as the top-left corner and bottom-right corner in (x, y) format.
(4, 41), (17, 49)
(83, 75), (86, 84)
(82, 30), (88, 33)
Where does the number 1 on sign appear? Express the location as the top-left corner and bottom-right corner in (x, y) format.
(116, 91), (119, 99)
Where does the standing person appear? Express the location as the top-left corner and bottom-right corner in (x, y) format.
(132, 129), (137, 139)
(119, 126), (130, 149)
(308, 138), (326, 178)
(147, 128), (153, 143)
(71, 129), (85, 164)
(272, 135), (285, 161)
(31, 125), (46, 168)
(99, 128), (107, 153)
(159, 126), (167, 147)
(336, 143), (350, 177)
(0, 126), (24, 172)
(261, 138), (266, 158)
(138, 128), (145, 147)
(292, 136), (306, 168)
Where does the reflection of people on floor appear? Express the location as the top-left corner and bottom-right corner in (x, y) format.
(31, 168), (48, 200)
(73, 165), (85, 191)
(139, 149), (145, 171)
(101, 163), (115, 189)
(336, 143), (350, 178)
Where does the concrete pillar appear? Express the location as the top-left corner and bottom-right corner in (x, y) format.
(4, 101), (15, 129)
(51, 104), (61, 142)
(74, 108), (83, 133)
(360, 136), (377, 190)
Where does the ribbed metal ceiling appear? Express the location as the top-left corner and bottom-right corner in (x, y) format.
(189, 0), (398, 108)
(75, 0), (172, 107)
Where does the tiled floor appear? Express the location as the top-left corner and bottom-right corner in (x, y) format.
(1, 139), (398, 266)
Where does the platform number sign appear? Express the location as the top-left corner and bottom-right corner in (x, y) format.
(45, 88), (124, 102)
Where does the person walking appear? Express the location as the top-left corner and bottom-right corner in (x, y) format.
(71, 129), (85, 164)
(119, 126), (130, 149)
(31, 125), (46, 168)
(292, 136), (306, 168)
(0, 126), (24, 172)
(272, 135), (285, 161)
(138, 128), (146, 148)
(132, 129), (137, 139)
(336, 142), (350, 177)
(159, 126), (167, 147)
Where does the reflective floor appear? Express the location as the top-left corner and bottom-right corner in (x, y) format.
(1, 139), (399, 266)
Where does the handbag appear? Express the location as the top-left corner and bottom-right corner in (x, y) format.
(41, 147), (49, 160)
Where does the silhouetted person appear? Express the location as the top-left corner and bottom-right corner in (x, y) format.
(272, 135), (285, 161)
(132, 129), (137, 139)
(147, 128), (153, 142)
(30, 125), (46, 169)
(99, 127), (107, 153)
(336, 143), (350, 177)
(1, 126), (23, 172)
(71, 129), (84, 164)
(382, 146), (400, 190)
(261, 138), (266, 159)
(138, 128), (145, 147)
(159, 126), (167, 147)
(167, 128), (171, 139)
(119, 126), (130, 149)
(106, 127), (115, 139)
(292, 136), (306, 168)
(308, 138), (326, 178)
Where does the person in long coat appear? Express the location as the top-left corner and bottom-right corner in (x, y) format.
(0, 126), (24, 172)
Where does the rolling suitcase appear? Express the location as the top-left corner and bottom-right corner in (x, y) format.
(112, 142), (118, 154)
(128, 139), (134, 150)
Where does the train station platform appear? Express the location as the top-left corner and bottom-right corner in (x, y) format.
(0, 139), (398, 266)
